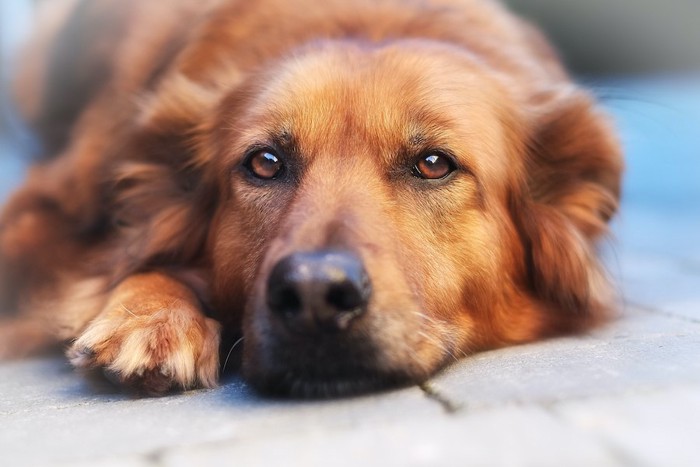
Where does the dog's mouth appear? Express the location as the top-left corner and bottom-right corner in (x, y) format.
(242, 337), (418, 398)
(252, 366), (414, 399)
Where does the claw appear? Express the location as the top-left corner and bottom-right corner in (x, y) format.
(67, 345), (96, 368)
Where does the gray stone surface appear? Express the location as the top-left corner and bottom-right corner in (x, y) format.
(433, 308), (700, 406)
(1, 78), (700, 466)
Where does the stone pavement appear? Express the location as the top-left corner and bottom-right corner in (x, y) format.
(1, 77), (699, 467)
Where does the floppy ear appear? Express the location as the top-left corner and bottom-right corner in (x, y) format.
(107, 75), (222, 279)
(515, 88), (623, 320)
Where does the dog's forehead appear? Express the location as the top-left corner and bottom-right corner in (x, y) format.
(239, 44), (517, 180)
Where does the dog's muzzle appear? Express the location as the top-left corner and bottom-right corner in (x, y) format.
(266, 250), (371, 334)
(246, 249), (421, 397)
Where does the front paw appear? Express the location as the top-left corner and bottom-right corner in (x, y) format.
(67, 301), (221, 395)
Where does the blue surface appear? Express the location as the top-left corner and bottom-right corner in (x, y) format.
(597, 76), (700, 213)
(586, 76), (700, 264)
(0, 138), (26, 201)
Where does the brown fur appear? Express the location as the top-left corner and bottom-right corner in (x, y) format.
(0, 0), (622, 396)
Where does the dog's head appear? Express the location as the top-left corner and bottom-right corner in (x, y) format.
(126, 40), (622, 396)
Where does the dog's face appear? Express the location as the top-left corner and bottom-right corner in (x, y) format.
(144, 38), (622, 397)
(202, 42), (537, 395)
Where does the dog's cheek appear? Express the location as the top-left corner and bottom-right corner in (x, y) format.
(427, 211), (501, 306)
(207, 188), (292, 318)
(207, 215), (259, 327)
(391, 208), (495, 354)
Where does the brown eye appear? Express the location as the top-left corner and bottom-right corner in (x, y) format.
(245, 150), (284, 180)
(412, 153), (455, 180)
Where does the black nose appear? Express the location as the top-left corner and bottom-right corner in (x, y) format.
(266, 250), (371, 332)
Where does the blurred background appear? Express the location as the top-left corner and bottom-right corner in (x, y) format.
(507, 0), (700, 74)
(505, 0), (700, 260)
(0, 0), (32, 198)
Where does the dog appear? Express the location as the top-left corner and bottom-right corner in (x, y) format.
(0, 0), (622, 397)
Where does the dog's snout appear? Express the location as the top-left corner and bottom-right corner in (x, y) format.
(266, 250), (371, 332)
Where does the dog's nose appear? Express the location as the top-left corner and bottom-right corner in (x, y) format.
(266, 250), (371, 332)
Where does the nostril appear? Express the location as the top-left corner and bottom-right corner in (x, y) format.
(326, 281), (364, 312)
(267, 284), (302, 317)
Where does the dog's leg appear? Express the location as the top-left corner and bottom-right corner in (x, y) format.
(67, 272), (221, 395)
(0, 268), (110, 359)
(0, 317), (59, 358)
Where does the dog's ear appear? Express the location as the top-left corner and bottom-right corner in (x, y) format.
(515, 88), (623, 321)
(108, 75), (225, 279)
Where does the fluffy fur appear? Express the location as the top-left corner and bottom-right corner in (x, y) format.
(0, 0), (622, 397)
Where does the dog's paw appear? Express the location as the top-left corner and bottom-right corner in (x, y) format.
(67, 300), (221, 395)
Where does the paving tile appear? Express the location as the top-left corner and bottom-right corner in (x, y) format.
(0, 356), (441, 467)
(603, 246), (700, 321)
(5, 310), (696, 467)
(53, 459), (151, 467)
(158, 406), (619, 467)
(431, 307), (700, 409)
(610, 205), (700, 266)
(554, 386), (700, 467)
(6, 310), (696, 467)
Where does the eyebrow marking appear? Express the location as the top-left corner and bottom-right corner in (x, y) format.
(269, 128), (299, 156)
(278, 128), (293, 146)
(408, 132), (427, 147)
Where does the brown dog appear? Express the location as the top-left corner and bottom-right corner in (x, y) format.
(0, 0), (622, 396)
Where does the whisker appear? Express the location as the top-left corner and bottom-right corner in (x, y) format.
(413, 311), (466, 363)
(120, 303), (137, 318)
(222, 336), (245, 373)
(417, 329), (460, 363)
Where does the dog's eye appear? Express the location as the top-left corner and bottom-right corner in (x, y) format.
(245, 150), (284, 180)
(412, 153), (455, 180)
